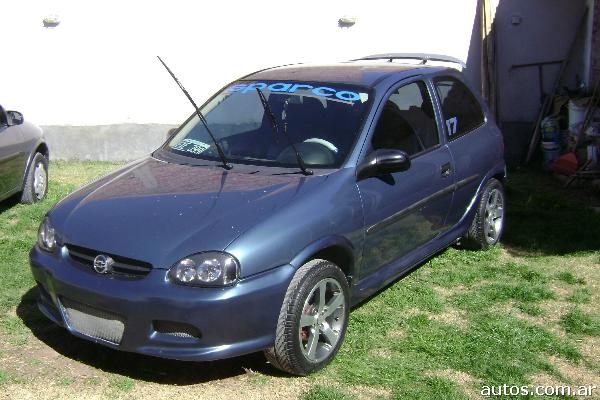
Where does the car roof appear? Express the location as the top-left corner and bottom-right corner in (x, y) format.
(244, 61), (454, 87)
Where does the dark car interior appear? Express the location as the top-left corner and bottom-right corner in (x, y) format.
(173, 92), (369, 168)
(371, 81), (439, 156)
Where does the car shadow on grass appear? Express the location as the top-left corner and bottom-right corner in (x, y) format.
(17, 288), (287, 384)
(0, 194), (21, 214)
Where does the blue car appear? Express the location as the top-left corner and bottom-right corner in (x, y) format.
(30, 54), (506, 376)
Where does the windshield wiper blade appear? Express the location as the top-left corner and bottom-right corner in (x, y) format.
(157, 56), (232, 170)
(255, 88), (312, 176)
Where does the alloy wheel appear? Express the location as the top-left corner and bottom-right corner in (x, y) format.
(298, 278), (346, 363)
(484, 188), (504, 244)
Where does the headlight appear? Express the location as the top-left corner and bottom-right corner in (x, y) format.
(169, 252), (239, 287)
(37, 217), (56, 252)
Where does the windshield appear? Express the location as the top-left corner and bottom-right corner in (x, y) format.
(164, 80), (372, 168)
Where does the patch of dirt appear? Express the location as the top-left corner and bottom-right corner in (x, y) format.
(428, 308), (468, 329)
(538, 299), (572, 325)
(550, 284), (570, 300)
(371, 348), (394, 360)
(0, 382), (107, 400)
(432, 285), (467, 299)
(386, 329), (406, 340)
(580, 336), (600, 372)
(529, 372), (565, 388)
(498, 247), (516, 263)
(380, 307), (424, 320)
(344, 384), (392, 399)
(0, 375), (309, 400)
(0, 328), (309, 400)
(424, 369), (482, 399)
(130, 376), (309, 400)
(547, 355), (600, 391)
(0, 326), (101, 382)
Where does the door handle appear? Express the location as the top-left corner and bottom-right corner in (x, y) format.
(440, 163), (451, 177)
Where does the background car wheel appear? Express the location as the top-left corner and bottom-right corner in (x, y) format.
(461, 178), (505, 250)
(21, 152), (48, 204)
(264, 259), (350, 376)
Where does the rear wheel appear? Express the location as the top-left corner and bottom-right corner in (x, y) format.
(461, 178), (505, 250)
(21, 152), (48, 204)
(264, 259), (350, 376)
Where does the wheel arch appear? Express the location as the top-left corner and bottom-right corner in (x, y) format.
(35, 142), (50, 159)
(491, 164), (507, 186)
(20, 140), (49, 191)
(289, 236), (356, 283)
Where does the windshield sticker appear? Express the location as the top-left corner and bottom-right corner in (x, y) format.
(227, 82), (368, 103)
(172, 139), (210, 154)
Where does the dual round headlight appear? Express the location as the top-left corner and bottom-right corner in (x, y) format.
(37, 217), (56, 252)
(169, 252), (239, 287)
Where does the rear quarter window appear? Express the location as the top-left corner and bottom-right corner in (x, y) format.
(433, 77), (485, 139)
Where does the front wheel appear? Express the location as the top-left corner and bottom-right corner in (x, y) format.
(461, 178), (505, 250)
(264, 259), (350, 376)
(21, 152), (48, 204)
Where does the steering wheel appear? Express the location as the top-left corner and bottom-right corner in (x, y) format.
(303, 138), (338, 154)
(276, 139), (337, 166)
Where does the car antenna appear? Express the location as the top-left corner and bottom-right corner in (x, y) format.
(157, 56), (232, 170)
(255, 88), (312, 176)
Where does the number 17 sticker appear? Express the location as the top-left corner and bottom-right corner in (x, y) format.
(446, 117), (458, 135)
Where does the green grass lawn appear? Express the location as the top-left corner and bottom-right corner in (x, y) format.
(0, 162), (599, 400)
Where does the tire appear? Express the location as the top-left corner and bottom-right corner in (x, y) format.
(461, 178), (505, 250)
(20, 152), (48, 204)
(264, 259), (350, 376)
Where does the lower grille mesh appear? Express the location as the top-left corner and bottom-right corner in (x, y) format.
(61, 298), (125, 345)
(153, 321), (201, 339)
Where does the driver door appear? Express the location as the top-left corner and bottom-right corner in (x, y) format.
(357, 80), (455, 279)
(0, 107), (25, 197)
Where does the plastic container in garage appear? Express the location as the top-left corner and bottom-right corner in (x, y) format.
(541, 116), (561, 143)
(568, 99), (587, 131)
(541, 141), (561, 164)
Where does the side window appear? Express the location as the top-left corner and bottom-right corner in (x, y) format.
(433, 77), (484, 139)
(371, 81), (439, 156)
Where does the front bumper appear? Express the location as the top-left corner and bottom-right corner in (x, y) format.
(30, 245), (294, 361)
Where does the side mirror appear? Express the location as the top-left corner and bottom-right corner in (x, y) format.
(7, 111), (24, 126)
(357, 149), (411, 180)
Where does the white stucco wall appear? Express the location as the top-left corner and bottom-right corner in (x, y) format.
(2, 0), (480, 126)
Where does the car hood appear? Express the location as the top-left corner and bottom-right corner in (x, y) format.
(51, 157), (327, 269)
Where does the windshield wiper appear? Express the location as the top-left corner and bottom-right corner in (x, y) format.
(157, 56), (232, 170)
(255, 88), (312, 176)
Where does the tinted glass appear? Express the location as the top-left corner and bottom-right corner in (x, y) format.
(434, 77), (484, 139)
(165, 81), (372, 168)
(372, 81), (439, 156)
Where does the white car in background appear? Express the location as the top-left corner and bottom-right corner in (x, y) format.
(0, 105), (49, 203)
